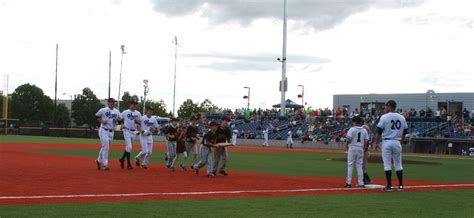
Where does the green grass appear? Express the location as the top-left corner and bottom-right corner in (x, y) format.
(1, 190), (473, 217)
(33, 147), (474, 182)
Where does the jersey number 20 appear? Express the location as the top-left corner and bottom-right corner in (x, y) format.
(390, 120), (401, 130)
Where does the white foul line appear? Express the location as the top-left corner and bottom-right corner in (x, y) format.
(1, 184), (473, 200)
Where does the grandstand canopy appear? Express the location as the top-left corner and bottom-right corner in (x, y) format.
(273, 99), (304, 109)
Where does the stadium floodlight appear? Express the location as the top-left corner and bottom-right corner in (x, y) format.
(117, 45), (126, 109)
(143, 79), (150, 114)
(243, 87), (250, 109)
(297, 85), (304, 108)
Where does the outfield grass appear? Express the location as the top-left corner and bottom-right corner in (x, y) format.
(1, 190), (473, 217)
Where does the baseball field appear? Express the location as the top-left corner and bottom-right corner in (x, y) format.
(1, 135), (473, 217)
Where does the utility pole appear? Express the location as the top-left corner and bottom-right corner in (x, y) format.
(172, 36), (178, 118)
(108, 51), (112, 99)
(54, 44), (59, 124)
(244, 87), (251, 109)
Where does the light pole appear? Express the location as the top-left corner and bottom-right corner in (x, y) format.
(278, 0), (288, 116)
(172, 36), (179, 118)
(143, 79), (149, 114)
(243, 86), (250, 109)
(117, 45), (126, 110)
(297, 85), (304, 109)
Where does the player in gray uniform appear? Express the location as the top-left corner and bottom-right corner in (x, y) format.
(345, 116), (369, 188)
(374, 100), (408, 192)
(362, 124), (372, 184)
(214, 116), (232, 176)
(193, 121), (219, 177)
(95, 98), (122, 170)
(135, 107), (158, 169)
(184, 116), (199, 170)
(119, 101), (141, 170)
(164, 118), (179, 172)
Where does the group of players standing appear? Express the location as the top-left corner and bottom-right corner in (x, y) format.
(94, 98), (235, 177)
(96, 97), (408, 191)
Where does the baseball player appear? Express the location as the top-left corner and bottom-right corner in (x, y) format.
(345, 116), (369, 188)
(362, 124), (373, 184)
(164, 118), (179, 172)
(95, 98), (122, 170)
(176, 123), (188, 171)
(214, 116), (232, 176)
(231, 129), (238, 146)
(119, 101), (141, 170)
(262, 128), (269, 147)
(374, 100), (408, 192)
(184, 116), (200, 170)
(193, 121), (219, 177)
(134, 107), (158, 169)
(286, 130), (293, 149)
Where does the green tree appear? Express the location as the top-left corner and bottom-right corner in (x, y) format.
(199, 99), (219, 114)
(137, 99), (168, 117)
(10, 83), (54, 125)
(54, 103), (71, 127)
(71, 88), (103, 127)
(177, 99), (201, 118)
(119, 91), (140, 112)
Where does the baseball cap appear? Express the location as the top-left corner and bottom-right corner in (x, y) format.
(209, 121), (218, 126)
(386, 100), (397, 108)
(107, 98), (117, 102)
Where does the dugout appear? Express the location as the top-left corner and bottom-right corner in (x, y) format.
(409, 137), (474, 155)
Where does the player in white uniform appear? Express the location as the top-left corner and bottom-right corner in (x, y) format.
(374, 100), (408, 192)
(231, 129), (238, 146)
(119, 101), (141, 170)
(286, 130), (293, 149)
(135, 107), (158, 169)
(95, 98), (122, 170)
(345, 116), (369, 188)
(262, 128), (269, 147)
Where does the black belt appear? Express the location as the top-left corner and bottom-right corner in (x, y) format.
(102, 128), (113, 132)
(384, 138), (400, 141)
(124, 128), (136, 131)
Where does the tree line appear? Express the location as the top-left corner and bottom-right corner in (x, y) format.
(2, 83), (221, 128)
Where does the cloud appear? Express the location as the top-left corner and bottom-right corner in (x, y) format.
(149, 0), (424, 30)
(419, 71), (468, 88)
(183, 52), (330, 72)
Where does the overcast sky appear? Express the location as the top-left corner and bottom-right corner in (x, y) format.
(1, 0), (473, 111)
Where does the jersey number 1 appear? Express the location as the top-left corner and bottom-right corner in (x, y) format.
(357, 132), (361, 143)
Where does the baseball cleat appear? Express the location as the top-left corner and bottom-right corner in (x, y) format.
(96, 160), (101, 170)
(103, 166), (109, 171)
(344, 184), (351, 188)
(141, 165), (148, 169)
(206, 173), (216, 177)
(190, 165), (195, 170)
(358, 185), (366, 188)
(219, 170), (228, 176)
(169, 167), (175, 172)
(135, 158), (140, 167)
(180, 164), (187, 171)
(127, 165), (133, 170)
(383, 186), (393, 192)
(194, 168), (199, 176)
(119, 158), (125, 169)
(398, 186), (404, 191)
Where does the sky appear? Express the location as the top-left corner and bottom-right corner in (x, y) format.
(0, 0), (473, 111)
